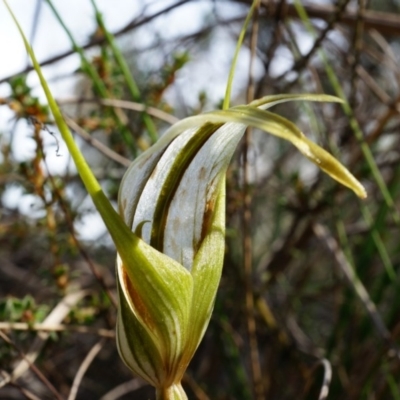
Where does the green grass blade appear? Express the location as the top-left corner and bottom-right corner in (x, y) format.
(45, 0), (108, 97)
(293, 0), (400, 225)
(3, 0), (133, 249)
(223, 0), (259, 110)
(45, 0), (137, 155)
(89, 0), (158, 143)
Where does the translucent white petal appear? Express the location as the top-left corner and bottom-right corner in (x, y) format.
(163, 122), (244, 269)
(129, 122), (245, 270)
(132, 127), (199, 243)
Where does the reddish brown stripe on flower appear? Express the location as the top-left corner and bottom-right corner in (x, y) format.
(123, 269), (157, 334)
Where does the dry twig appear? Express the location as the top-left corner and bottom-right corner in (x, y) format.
(68, 339), (105, 400)
(313, 223), (400, 360)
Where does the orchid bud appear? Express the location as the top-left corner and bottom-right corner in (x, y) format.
(115, 95), (366, 399)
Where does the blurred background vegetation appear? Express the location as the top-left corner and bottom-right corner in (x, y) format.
(1, 0), (400, 399)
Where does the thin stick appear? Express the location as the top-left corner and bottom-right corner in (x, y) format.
(1, 2), (400, 86)
(0, 331), (64, 400)
(0, 370), (42, 400)
(277, 0), (352, 82)
(62, 98), (179, 125)
(313, 223), (400, 359)
(317, 359), (332, 400)
(182, 373), (210, 400)
(68, 339), (105, 400)
(242, 1), (264, 399)
(38, 129), (119, 309)
(65, 115), (131, 167)
(10, 291), (88, 383)
(100, 379), (145, 400)
(0, 322), (114, 338)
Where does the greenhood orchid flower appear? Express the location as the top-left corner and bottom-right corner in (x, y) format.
(115, 95), (366, 398)
(5, 4), (366, 398)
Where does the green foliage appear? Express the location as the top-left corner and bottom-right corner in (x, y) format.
(8, 75), (49, 121)
(0, 296), (49, 324)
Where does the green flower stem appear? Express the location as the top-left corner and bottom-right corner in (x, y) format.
(156, 383), (188, 400)
(4, 0), (134, 254)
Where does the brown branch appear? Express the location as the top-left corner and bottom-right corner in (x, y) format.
(242, 2), (265, 399)
(68, 340), (105, 400)
(0, 0), (192, 84)
(64, 115), (131, 167)
(0, 322), (115, 338)
(38, 128), (119, 309)
(313, 223), (400, 360)
(0, 331), (64, 400)
(3, 0), (400, 86)
(277, 0), (353, 82)
(0, 371), (42, 400)
(100, 379), (145, 400)
(182, 373), (210, 400)
(262, 0), (400, 36)
(58, 98), (179, 125)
